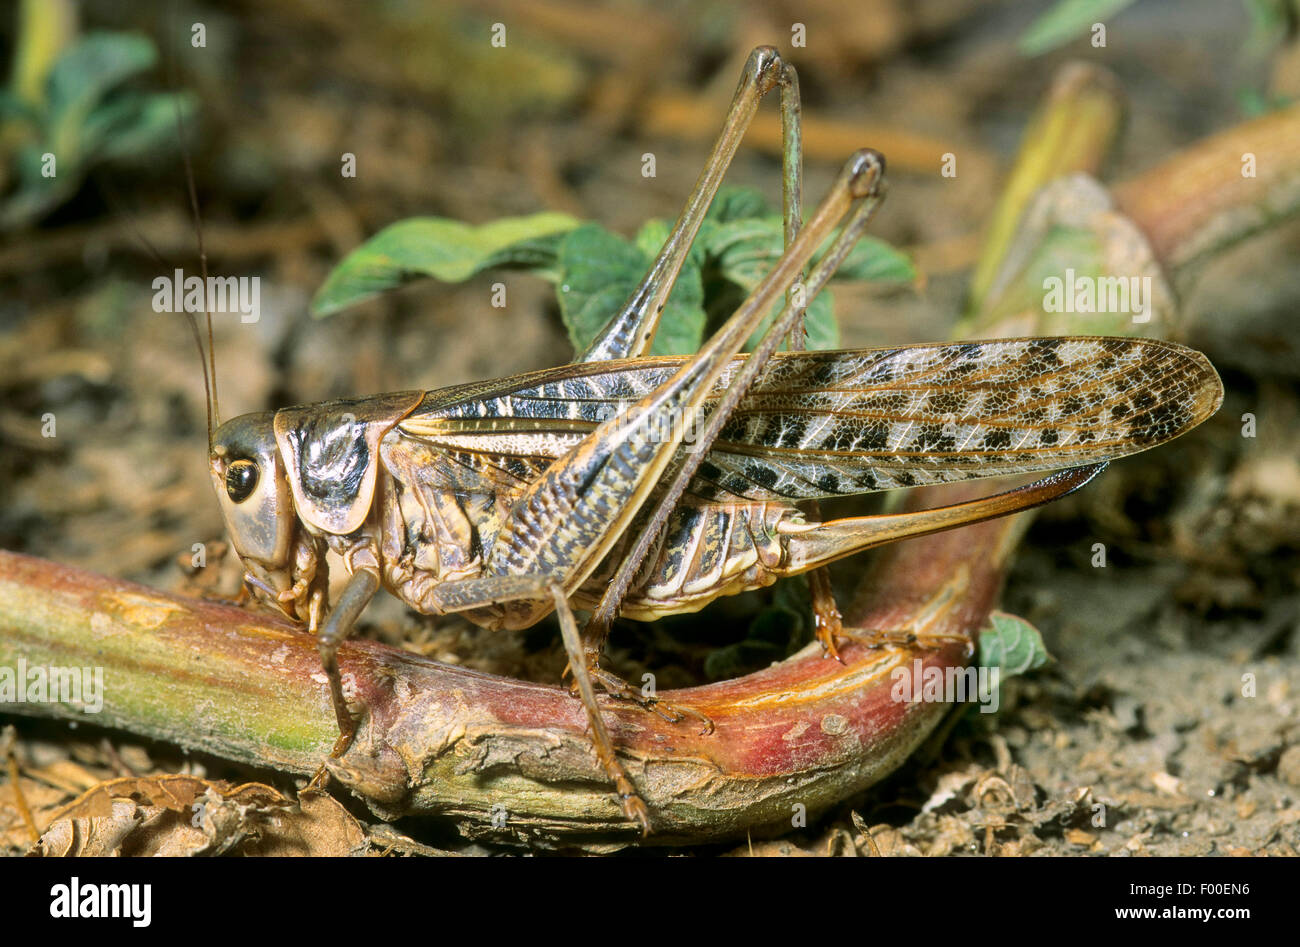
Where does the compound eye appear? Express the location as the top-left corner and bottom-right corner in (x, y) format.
(225, 459), (259, 503)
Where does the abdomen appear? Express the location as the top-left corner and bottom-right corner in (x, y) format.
(575, 501), (795, 619)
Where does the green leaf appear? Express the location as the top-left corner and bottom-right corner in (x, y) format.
(635, 186), (773, 270)
(46, 32), (156, 116)
(309, 182), (910, 346)
(714, 215), (916, 292)
(0, 144), (76, 229)
(704, 186), (771, 224)
(80, 91), (196, 163)
(833, 235), (918, 284)
(311, 212), (580, 316)
(1018, 0), (1139, 56)
(556, 223), (705, 355)
(800, 290), (840, 349)
(0, 90), (39, 124)
(634, 217), (672, 262)
(709, 216), (784, 287)
(707, 216), (911, 350)
(977, 611), (1052, 679)
(1, 31), (188, 231)
(555, 224), (644, 350)
(47, 32), (158, 162)
(732, 289), (837, 351)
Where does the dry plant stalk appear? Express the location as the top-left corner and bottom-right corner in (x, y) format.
(1114, 100), (1300, 271)
(0, 500), (1008, 849)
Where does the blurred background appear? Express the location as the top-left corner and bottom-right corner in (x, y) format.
(1, 0), (1298, 855)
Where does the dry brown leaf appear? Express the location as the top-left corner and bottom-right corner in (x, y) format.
(242, 791), (367, 857)
(30, 775), (366, 857)
(45, 774), (213, 823)
(1, 778), (65, 850)
(34, 799), (144, 856)
(1065, 828), (1099, 847)
(865, 824), (923, 857)
(27, 758), (102, 796)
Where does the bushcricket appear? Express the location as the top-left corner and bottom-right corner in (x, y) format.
(198, 48), (1222, 832)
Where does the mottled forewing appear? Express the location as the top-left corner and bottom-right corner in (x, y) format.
(398, 338), (1222, 501)
(698, 336), (1223, 499)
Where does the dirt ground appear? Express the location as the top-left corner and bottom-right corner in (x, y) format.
(1, 0), (1298, 855)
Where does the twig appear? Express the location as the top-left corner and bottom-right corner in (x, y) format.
(0, 513), (1000, 850)
(1, 725), (39, 844)
(1114, 101), (1300, 272)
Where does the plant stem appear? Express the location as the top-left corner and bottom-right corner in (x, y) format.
(1114, 101), (1300, 272)
(0, 530), (999, 849)
(968, 62), (1126, 314)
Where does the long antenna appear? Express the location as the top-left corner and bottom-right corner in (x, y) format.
(104, 161), (214, 441)
(175, 97), (219, 445)
(166, 3), (218, 448)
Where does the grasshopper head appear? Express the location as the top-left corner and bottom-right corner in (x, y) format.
(209, 412), (296, 572)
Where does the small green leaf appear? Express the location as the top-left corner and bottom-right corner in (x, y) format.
(707, 216), (911, 350)
(47, 32), (158, 161)
(710, 216), (784, 287)
(714, 215), (916, 292)
(556, 224), (644, 351)
(978, 611), (1052, 679)
(735, 289), (838, 351)
(833, 236), (918, 284)
(1018, 0), (1138, 56)
(0, 143), (76, 228)
(799, 290), (840, 350)
(691, 187), (774, 266)
(81, 91), (196, 163)
(634, 217), (672, 262)
(0, 90), (38, 124)
(311, 212), (579, 316)
(47, 32), (156, 115)
(556, 223), (705, 355)
(704, 186), (771, 224)
(634, 187), (774, 274)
